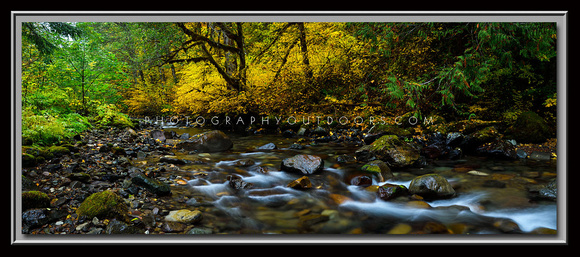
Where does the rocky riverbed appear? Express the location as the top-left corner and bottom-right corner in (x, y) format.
(21, 119), (558, 235)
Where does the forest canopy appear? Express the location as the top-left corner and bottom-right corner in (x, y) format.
(21, 21), (557, 144)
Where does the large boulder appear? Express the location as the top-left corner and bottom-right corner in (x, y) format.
(408, 174), (455, 199)
(355, 135), (420, 167)
(175, 130), (233, 153)
(281, 154), (324, 175)
(510, 111), (551, 143)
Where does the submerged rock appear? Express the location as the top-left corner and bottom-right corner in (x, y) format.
(287, 176), (312, 189)
(159, 156), (191, 165)
(175, 130), (233, 153)
(538, 180), (557, 201)
(257, 142), (277, 150)
(227, 174), (254, 190)
(281, 154), (324, 175)
(408, 174), (455, 199)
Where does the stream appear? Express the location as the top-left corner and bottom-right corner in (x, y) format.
(148, 127), (557, 234)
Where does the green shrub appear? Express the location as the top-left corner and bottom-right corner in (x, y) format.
(93, 104), (133, 129)
(22, 107), (91, 146)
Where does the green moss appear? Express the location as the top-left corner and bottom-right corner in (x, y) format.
(76, 191), (128, 220)
(371, 124), (412, 137)
(48, 145), (70, 156)
(22, 191), (51, 210)
(370, 135), (399, 151)
(360, 160), (394, 182)
(361, 164), (381, 174)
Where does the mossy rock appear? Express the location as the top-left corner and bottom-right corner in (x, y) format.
(360, 160), (393, 182)
(510, 111), (551, 143)
(76, 191), (129, 220)
(22, 191), (51, 210)
(47, 145), (70, 157)
(471, 126), (500, 143)
(356, 135), (420, 167)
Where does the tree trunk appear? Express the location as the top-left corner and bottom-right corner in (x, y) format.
(297, 23), (313, 81)
(236, 22), (246, 90)
(170, 64), (178, 84)
(81, 71), (86, 115)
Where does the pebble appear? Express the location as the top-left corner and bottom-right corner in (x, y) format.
(467, 170), (489, 176)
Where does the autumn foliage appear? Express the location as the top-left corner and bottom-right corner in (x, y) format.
(22, 21), (557, 143)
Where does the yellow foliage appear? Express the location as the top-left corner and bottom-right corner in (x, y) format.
(544, 93), (557, 108)
(171, 22), (374, 116)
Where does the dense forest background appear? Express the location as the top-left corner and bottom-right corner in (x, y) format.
(21, 22), (557, 146)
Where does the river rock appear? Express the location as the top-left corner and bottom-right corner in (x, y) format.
(360, 160), (393, 182)
(529, 151), (551, 161)
(165, 209), (203, 224)
(159, 156), (191, 165)
(257, 142), (277, 150)
(22, 208), (53, 231)
(408, 174), (456, 199)
(287, 176), (312, 189)
(349, 175), (373, 187)
(281, 154), (324, 175)
(538, 180), (557, 201)
(175, 130), (233, 153)
(131, 173), (171, 196)
(76, 191), (129, 220)
(475, 140), (518, 160)
(150, 129), (166, 142)
(377, 183), (409, 201)
(105, 219), (144, 234)
(227, 174), (254, 190)
(355, 135), (420, 167)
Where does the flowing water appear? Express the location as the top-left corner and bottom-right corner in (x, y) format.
(154, 127), (557, 234)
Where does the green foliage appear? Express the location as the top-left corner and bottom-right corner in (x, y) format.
(349, 22), (556, 119)
(93, 104), (134, 129)
(22, 107), (91, 146)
